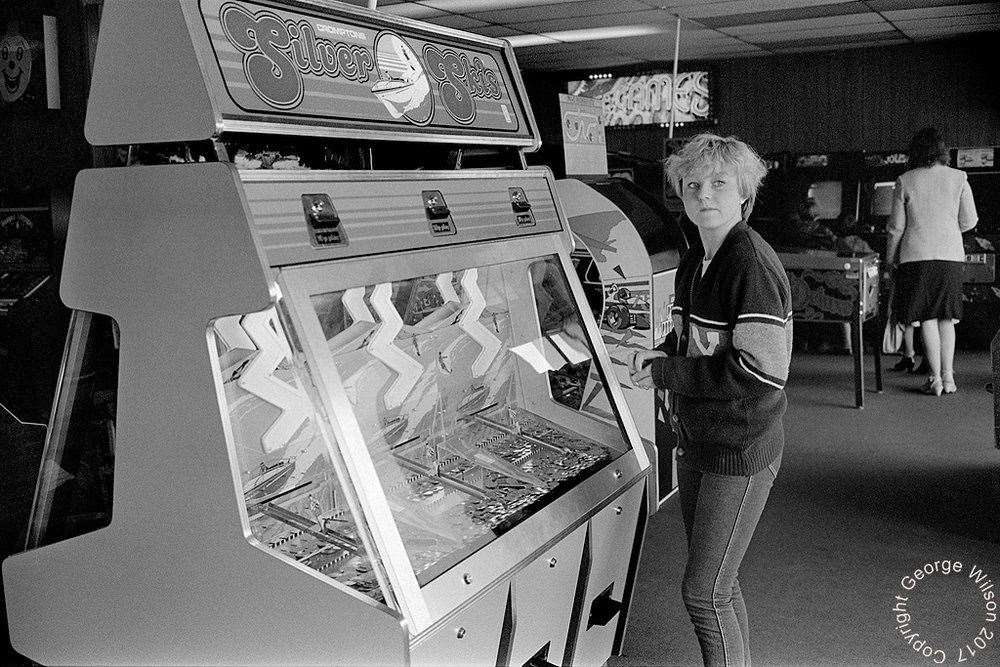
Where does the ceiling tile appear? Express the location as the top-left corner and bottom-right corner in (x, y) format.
(379, 3), (447, 19)
(468, 0), (653, 24)
(722, 13), (888, 37)
(904, 23), (1000, 36)
(505, 9), (677, 34)
(882, 2), (1000, 20)
(676, 0), (869, 26)
(762, 30), (906, 50)
(426, 13), (491, 29)
(867, 0), (998, 10)
(891, 15), (1000, 29)
(767, 37), (911, 53)
(472, 24), (530, 38)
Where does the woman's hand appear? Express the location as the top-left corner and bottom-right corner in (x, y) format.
(629, 350), (667, 389)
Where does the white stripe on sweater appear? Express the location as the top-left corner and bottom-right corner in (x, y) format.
(690, 313), (728, 327)
(737, 312), (790, 324)
(739, 355), (784, 389)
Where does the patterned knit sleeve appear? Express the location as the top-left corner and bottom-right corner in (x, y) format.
(732, 262), (793, 390)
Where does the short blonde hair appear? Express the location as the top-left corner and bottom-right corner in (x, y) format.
(665, 133), (767, 221)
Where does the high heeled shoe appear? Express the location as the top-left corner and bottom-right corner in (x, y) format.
(891, 355), (915, 372)
(921, 377), (943, 396)
(941, 373), (957, 394)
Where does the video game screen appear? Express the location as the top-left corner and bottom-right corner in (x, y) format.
(870, 181), (896, 217)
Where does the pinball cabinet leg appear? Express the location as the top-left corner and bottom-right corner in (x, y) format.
(852, 310), (865, 409)
(873, 314), (883, 393)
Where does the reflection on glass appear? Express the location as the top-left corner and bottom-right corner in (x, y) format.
(211, 308), (385, 603)
(310, 255), (629, 584)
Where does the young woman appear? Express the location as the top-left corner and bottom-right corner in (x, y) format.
(886, 127), (978, 395)
(631, 134), (791, 666)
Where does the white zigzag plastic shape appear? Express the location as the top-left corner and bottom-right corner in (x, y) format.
(342, 286), (375, 323)
(237, 309), (311, 454)
(435, 272), (459, 303)
(214, 315), (255, 351)
(367, 282), (423, 409)
(459, 268), (502, 377)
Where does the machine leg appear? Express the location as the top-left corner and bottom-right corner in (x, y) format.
(873, 315), (883, 393)
(852, 315), (864, 409)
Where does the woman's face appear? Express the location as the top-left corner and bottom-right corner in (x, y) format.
(680, 166), (744, 232)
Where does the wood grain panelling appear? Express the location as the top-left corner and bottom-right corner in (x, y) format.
(526, 34), (1000, 158)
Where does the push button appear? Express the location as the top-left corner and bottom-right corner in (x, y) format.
(509, 186), (535, 227)
(422, 190), (456, 236)
(302, 193), (347, 246)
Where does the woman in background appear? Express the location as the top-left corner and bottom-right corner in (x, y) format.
(886, 128), (978, 395)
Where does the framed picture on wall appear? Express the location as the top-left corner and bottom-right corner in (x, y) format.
(1, 13), (60, 110)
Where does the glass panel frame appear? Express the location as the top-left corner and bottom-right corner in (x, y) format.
(277, 233), (647, 632)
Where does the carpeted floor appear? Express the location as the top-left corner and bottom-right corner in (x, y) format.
(611, 351), (1000, 666)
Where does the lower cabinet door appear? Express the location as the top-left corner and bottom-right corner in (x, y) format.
(569, 480), (645, 667)
(506, 523), (587, 667)
(410, 583), (508, 667)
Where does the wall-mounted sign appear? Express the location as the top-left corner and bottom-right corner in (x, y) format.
(795, 154), (829, 168)
(203, 0), (521, 133)
(567, 72), (711, 126)
(864, 152), (908, 168)
(956, 147), (995, 169)
(1, 15), (59, 109)
(558, 93), (606, 176)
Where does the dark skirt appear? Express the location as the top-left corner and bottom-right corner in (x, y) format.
(893, 260), (964, 324)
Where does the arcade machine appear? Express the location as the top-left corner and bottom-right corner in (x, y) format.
(746, 152), (791, 247)
(951, 146), (1000, 349)
(780, 152), (881, 408)
(3, 1), (652, 665)
(858, 150), (909, 255)
(555, 178), (686, 510)
(786, 152), (864, 231)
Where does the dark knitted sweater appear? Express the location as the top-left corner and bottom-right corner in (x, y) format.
(650, 221), (792, 475)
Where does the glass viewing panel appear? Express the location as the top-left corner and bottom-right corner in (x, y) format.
(211, 308), (387, 604)
(308, 255), (630, 585)
(870, 181), (896, 217)
(807, 180), (843, 221)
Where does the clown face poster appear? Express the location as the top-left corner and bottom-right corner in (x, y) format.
(1, 15), (56, 109)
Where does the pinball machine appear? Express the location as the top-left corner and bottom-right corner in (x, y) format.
(2, 1), (651, 665)
(556, 177), (687, 510)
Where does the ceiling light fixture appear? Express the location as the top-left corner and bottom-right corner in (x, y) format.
(506, 24), (666, 48)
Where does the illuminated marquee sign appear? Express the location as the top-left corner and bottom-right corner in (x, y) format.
(864, 153), (908, 168)
(203, 0), (520, 131)
(567, 72), (711, 126)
